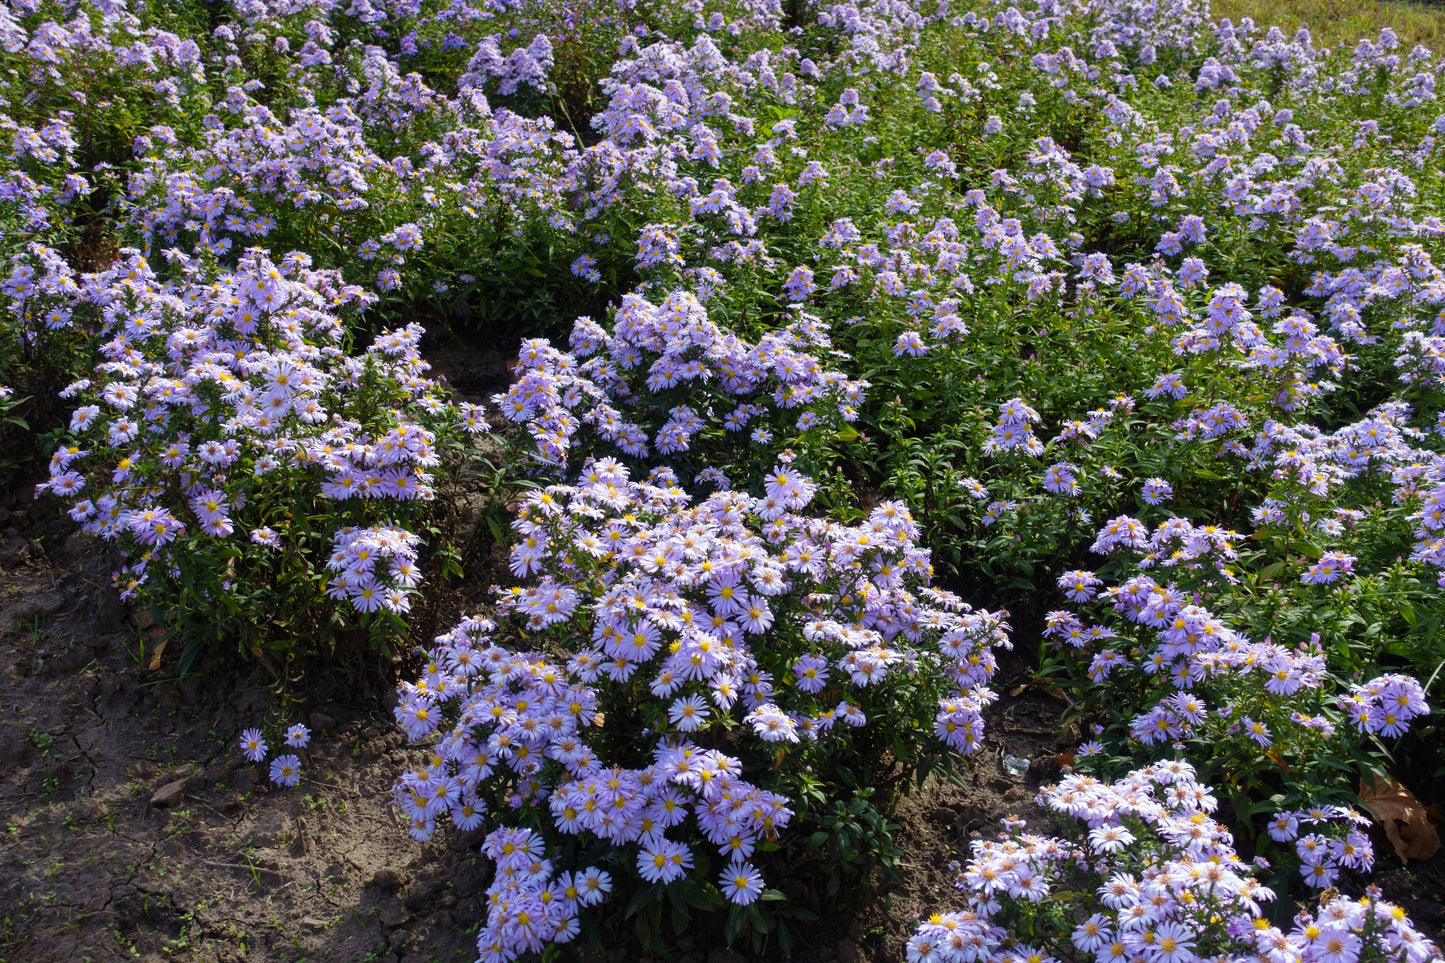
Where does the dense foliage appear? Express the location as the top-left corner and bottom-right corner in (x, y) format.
(2, 0), (1444, 958)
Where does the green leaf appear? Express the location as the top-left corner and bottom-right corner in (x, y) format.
(178, 637), (204, 677)
(683, 883), (721, 911)
(625, 883), (663, 918)
(724, 907), (744, 945)
(1248, 796), (1284, 817)
(670, 900), (690, 934)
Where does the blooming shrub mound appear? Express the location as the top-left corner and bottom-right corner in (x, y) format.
(35, 247), (486, 662)
(1027, 511), (1434, 807)
(908, 762), (1442, 963)
(392, 459), (1009, 958)
(495, 291), (866, 481)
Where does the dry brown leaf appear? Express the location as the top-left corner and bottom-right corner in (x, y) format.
(1359, 775), (1440, 864)
(146, 634), (169, 671)
(1264, 749), (1294, 772)
(136, 607), (167, 670)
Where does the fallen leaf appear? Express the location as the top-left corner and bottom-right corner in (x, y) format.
(1264, 749), (1294, 772)
(1360, 775), (1440, 864)
(137, 608), (167, 670)
(150, 778), (187, 807)
(147, 634), (169, 671)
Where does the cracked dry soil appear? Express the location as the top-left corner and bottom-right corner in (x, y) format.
(0, 533), (491, 963)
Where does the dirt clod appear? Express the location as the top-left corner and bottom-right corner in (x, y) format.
(229, 766), (259, 792)
(71, 797), (108, 822)
(379, 898), (413, 928)
(371, 866), (411, 891)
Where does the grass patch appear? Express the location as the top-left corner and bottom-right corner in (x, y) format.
(1210, 0), (1445, 49)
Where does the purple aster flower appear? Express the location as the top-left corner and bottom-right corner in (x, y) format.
(1141, 478), (1174, 504)
(1302, 552), (1355, 585)
(240, 728), (268, 762)
(269, 754), (301, 787)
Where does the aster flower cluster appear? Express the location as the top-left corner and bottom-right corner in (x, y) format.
(393, 459), (1009, 959)
(494, 291), (865, 477)
(1342, 674), (1431, 738)
(238, 722), (310, 787)
(1049, 515), (1431, 765)
(547, 0), (1445, 626)
(1266, 804), (1375, 889)
(909, 763), (1443, 963)
(326, 525), (423, 614)
(0, 1), (215, 246)
(34, 246), (479, 653)
(469, 825), (613, 958)
(983, 397), (1044, 457)
(121, 67), (586, 301)
(1, 243), (80, 344)
(0, 242), (90, 435)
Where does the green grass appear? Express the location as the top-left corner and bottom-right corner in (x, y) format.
(1209, 0), (1445, 50)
